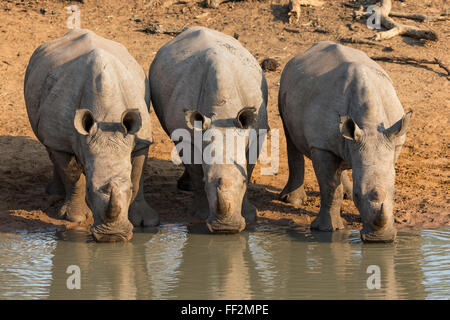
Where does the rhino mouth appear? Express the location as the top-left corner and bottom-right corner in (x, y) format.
(360, 226), (397, 243)
(91, 220), (134, 242)
(206, 215), (246, 234)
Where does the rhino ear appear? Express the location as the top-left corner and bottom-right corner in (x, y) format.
(236, 107), (257, 129)
(340, 115), (363, 142)
(121, 109), (142, 134)
(74, 109), (95, 136)
(184, 109), (211, 130)
(384, 110), (412, 139)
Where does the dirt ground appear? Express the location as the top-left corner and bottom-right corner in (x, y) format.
(0, 0), (448, 234)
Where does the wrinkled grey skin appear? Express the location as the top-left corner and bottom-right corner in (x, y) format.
(24, 29), (158, 242)
(279, 41), (412, 242)
(150, 27), (269, 233)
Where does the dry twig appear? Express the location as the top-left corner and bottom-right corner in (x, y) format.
(372, 55), (449, 77)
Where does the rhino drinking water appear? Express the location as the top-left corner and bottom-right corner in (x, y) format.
(149, 27), (269, 233)
(24, 29), (158, 242)
(278, 41), (412, 242)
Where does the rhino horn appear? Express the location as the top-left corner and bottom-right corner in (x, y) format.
(372, 203), (389, 228)
(105, 184), (121, 222)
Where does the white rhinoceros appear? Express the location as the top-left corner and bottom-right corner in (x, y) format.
(278, 41), (412, 242)
(149, 27), (269, 233)
(24, 29), (158, 241)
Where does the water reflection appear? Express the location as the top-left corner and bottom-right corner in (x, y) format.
(145, 225), (187, 299)
(0, 225), (448, 299)
(0, 232), (56, 299)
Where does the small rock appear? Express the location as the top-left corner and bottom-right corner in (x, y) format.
(141, 23), (164, 34)
(313, 28), (328, 34)
(205, 0), (220, 8)
(130, 17), (142, 23)
(233, 33), (239, 40)
(261, 58), (280, 72)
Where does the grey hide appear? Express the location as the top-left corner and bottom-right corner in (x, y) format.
(149, 26), (269, 233)
(24, 29), (158, 242)
(278, 41), (412, 242)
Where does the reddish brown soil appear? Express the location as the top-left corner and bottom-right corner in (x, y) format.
(0, 0), (448, 234)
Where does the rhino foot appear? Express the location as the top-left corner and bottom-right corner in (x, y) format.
(129, 199), (159, 227)
(279, 187), (307, 206)
(58, 200), (91, 223)
(311, 212), (344, 231)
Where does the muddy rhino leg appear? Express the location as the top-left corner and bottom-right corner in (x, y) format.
(45, 167), (65, 196)
(310, 148), (345, 231)
(129, 148), (159, 227)
(177, 166), (194, 191)
(341, 170), (353, 200)
(242, 163), (257, 223)
(186, 163), (210, 220)
(47, 148), (91, 222)
(279, 129), (307, 206)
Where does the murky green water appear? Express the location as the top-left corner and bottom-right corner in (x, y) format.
(0, 224), (448, 300)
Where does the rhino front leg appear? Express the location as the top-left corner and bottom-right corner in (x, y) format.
(341, 170), (353, 200)
(279, 129), (307, 206)
(186, 163), (210, 220)
(45, 167), (65, 196)
(128, 148), (159, 227)
(310, 148), (345, 231)
(177, 167), (194, 191)
(47, 148), (91, 222)
(242, 163), (257, 223)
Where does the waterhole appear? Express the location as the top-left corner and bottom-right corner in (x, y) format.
(0, 224), (448, 299)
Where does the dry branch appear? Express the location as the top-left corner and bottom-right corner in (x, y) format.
(372, 55), (449, 77)
(137, 24), (187, 36)
(288, 0), (324, 24)
(372, 0), (438, 41)
(389, 11), (448, 23)
(339, 37), (380, 47)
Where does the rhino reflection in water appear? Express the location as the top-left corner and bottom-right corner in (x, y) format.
(42, 227), (427, 299)
(24, 29), (158, 242)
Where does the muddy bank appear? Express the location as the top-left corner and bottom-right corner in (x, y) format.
(0, 0), (448, 234)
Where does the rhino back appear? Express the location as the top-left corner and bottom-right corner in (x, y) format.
(24, 29), (151, 153)
(279, 41), (404, 158)
(150, 26), (268, 134)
